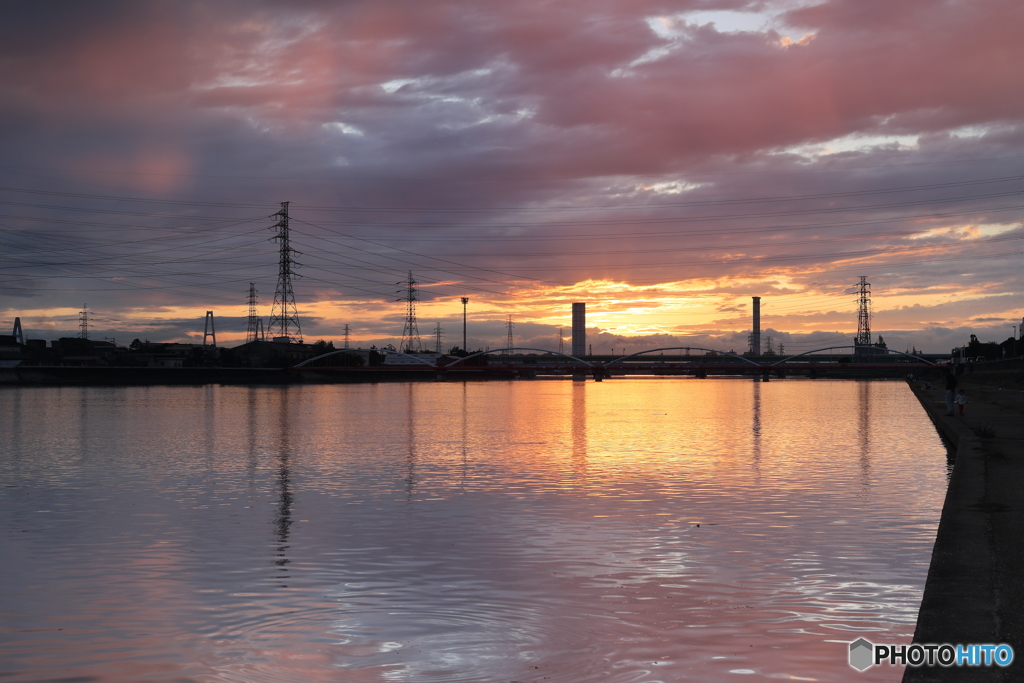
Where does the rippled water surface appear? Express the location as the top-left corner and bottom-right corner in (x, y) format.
(0, 379), (949, 682)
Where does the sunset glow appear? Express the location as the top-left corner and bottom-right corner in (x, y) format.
(1, 0), (1022, 353)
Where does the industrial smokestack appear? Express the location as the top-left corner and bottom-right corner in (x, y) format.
(572, 303), (586, 356)
(751, 296), (761, 356)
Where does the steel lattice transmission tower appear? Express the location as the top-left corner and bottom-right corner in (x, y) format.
(398, 271), (422, 353)
(268, 202), (302, 343)
(79, 303), (90, 340)
(506, 316), (514, 351)
(246, 283), (265, 342)
(855, 276), (872, 346)
(343, 324), (350, 350)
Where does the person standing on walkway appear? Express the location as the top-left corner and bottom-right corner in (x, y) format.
(956, 389), (968, 415)
(945, 368), (958, 416)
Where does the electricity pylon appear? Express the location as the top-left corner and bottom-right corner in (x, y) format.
(246, 283), (264, 342)
(505, 315), (514, 354)
(79, 304), (90, 340)
(398, 271), (422, 353)
(855, 276), (871, 346)
(268, 202), (302, 343)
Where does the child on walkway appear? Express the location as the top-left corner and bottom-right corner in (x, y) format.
(955, 389), (968, 415)
(944, 369), (958, 416)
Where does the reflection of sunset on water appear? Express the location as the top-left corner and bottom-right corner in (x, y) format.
(1, 380), (948, 681)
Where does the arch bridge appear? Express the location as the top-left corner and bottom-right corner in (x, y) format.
(293, 345), (940, 380)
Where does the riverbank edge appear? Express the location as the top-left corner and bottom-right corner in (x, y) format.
(903, 381), (1013, 683)
(0, 366), (500, 385)
(0, 365), (936, 386)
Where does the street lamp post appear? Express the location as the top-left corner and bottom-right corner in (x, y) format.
(461, 297), (469, 354)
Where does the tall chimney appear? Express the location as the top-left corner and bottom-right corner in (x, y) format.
(572, 303), (586, 356)
(751, 296), (761, 356)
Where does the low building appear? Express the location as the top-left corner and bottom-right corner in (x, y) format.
(230, 340), (323, 368)
(383, 352), (443, 366)
(50, 338), (125, 366)
(0, 334), (26, 367)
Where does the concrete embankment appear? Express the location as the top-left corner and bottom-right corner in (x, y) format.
(904, 361), (1024, 682)
(0, 365), (513, 385)
(0, 366), (294, 385)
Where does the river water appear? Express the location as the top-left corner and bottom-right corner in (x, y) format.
(0, 379), (949, 682)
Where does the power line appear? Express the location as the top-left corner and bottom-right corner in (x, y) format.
(292, 204), (1024, 243)
(291, 217), (565, 286)
(293, 175), (1024, 213)
(3, 152), (1023, 182)
(0, 172), (1020, 214)
(393, 233), (1024, 272)
(239, 191), (1023, 231)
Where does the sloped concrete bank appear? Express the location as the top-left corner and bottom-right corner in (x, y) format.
(0, 366), (293, 385)
(904, 379), (1024, 682)
(0, 366), (506, 385)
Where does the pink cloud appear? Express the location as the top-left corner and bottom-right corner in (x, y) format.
(1, 0), (1023, 349)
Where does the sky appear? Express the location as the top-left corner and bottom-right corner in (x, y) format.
(2, 0), (1023, 354)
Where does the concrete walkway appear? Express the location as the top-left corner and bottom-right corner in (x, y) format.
(904, 377), (1024, 682)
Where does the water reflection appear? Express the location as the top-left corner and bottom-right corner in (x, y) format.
(76, 386), (91, 464)
(405, 383), (416, 502)
(859, 381), (872, 484)
(274, 389), (293, 583)
(460, 382), (468, 494)
(8, 386), (21, 458)
(751, 379), (762, 476)
(246, 386), (259, 492)
(0, 380), (951, 683)
(571, 380), (587, 479)
(203, 384), (217, 471)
